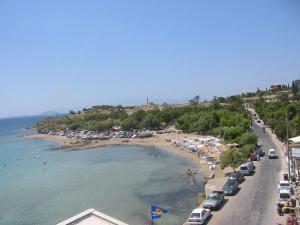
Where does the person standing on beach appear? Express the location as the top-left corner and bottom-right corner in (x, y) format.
(209, 164), (216, 178)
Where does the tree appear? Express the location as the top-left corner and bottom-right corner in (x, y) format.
(141, 113), (160, 130)
(189, 95), (200, 105)
(212, 96), (220, 110)
(223, 127), (243, 143)
(292, 80), (299, 97)
(69, 110), (76, 115)
(278, 93), (289, 105)
(239, 133), (258, 146)
(220, 148), (244, 172)
(191, 112), (219, 133)
(256, 87), (261, 94)
(240, 144), (256, 159)
(122, 117), (139, 130)
(218, 97), (226, 103)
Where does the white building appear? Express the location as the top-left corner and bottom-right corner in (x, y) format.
(56, 208), (129, 225)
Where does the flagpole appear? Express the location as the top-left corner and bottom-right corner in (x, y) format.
(150, 204), (153, 225)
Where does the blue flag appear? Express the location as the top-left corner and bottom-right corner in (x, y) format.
(151, 205), (168, 220)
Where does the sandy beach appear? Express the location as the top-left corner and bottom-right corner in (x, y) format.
(26, 132), (230, 205)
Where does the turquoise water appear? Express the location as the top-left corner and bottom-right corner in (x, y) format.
(0, 117), (206, 225)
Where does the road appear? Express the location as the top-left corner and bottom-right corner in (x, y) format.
(208, 109), (286, 225)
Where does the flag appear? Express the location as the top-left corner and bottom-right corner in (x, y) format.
(151, 205), (168, 220)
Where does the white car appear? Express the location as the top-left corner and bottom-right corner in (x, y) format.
(278, 180), (292, 193)
(278, 188), (291, 205)
(187, 208), (211, 225)
(268, 149), (277, 159)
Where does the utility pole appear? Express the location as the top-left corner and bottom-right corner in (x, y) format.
(286, 113), (289, 142)
(286, 113), (290, 177)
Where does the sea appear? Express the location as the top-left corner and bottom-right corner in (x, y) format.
(0, 116), (206, 225)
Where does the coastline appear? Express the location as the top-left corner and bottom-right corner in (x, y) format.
(25, 132), (229, 206)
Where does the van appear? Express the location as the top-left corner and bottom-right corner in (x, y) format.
(239, 163), (253, 176)
(278, 189), (290, 205)
(268, 149), (276, 159)
(246, 161), (255, 170)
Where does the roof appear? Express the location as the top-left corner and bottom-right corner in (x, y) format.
(191, 208), (205, 214)
(56, 208), (129, 225)
(208, 192), (219, 197)
(279, 188), (290, 194)
(292, 148), (300, 159)
(289, 136), (300, 143)
(279, 180), (289, 184)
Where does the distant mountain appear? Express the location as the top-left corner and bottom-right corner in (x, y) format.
(40, 111), (62, 116)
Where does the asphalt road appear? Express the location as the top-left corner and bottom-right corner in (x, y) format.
(208, 109), (286, 225)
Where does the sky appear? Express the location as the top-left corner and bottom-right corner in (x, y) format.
(0, 0), (300, 118)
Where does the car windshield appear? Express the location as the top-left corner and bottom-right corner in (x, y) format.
(207, 196), (218, 200)
(227, 180), (236, 185)
(190, 213), (201, 218)
(225, 184), (234, 189)
(240, 166), (248, 170)
(229, 174), (237, 178)
(280, 193), (290, 199)
(280, 183), (289, 187)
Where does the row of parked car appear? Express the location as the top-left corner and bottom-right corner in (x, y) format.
(186, 146), (280, 224)
(186, 160), (256, 224)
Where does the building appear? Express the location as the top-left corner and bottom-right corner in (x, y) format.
(270, 84), (282, 92)
(289, 136), (300, 178)
(56, 208), (129, 225)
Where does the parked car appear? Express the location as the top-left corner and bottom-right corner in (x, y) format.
(250, 153), (257, 161)
(203, 191), (224, 210)
(187, 208), (211, 225)
(278, 180), (293, 194)
(240, 162), (254, 175)
(246, 161), (255, 170)
(255, 148), (265, 157)
(268, 149), (277, 159)
(223, 180), (239, 196)
(228, 172), (244, 183)
(278, 188), (291, 205)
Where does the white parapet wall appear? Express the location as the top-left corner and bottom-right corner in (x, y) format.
(56, 208), (129, 225)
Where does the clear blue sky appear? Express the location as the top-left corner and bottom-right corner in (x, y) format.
(0, 0), (300, 118)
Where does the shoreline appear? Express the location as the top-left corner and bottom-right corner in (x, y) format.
(25, 132), (229, 206)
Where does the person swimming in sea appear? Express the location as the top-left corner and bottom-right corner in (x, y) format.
(186, 168), (193, 176)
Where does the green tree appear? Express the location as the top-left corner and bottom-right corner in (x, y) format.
(122, 117), (139, 130)
(212, 96), (220, 110)
(220, 148), (244, 172)
(292, 80), (299, 97)
(239, 133), (258, 146)
(240, 144), (256, 159)
(141, 113), (160, 130)
(278, 93), (289, 105)
(223, 126), (243, 143)
(189, 95), (200, 105)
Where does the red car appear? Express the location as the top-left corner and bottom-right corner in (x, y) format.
(250, 153), (257, 161)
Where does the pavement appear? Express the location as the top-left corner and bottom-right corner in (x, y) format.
(206, 108), (287, 225)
